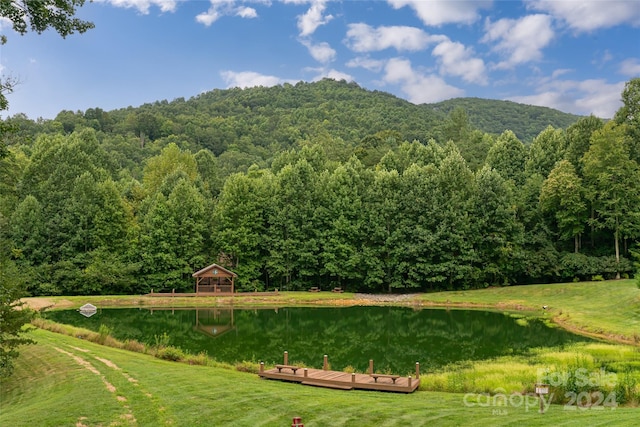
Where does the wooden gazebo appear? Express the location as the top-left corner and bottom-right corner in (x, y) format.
(192, 263), (237, 294)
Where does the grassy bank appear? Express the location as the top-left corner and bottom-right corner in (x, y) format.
(2, 329), (639, 427)
(418, 279), (640, 344)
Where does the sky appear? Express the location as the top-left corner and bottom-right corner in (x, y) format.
(1, 0), (639, 120)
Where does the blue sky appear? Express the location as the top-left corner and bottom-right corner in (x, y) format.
(1, 0), (639, 120)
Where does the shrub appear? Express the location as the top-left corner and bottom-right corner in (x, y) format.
(97, 324), (113, 345)
(185, 352), (210, 366)
(123, 339), (146, 353)
(155, 346), (185, 361)
(235, 361), (259, 373)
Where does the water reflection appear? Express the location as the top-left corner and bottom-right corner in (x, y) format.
(46, 306), (593, 373)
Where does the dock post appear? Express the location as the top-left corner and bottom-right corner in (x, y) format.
(304, 368), (308, 378)
(260, 362), (264, 373)
(284, 351), (288, 365)
(408, 376), (412, 387)
(352, 373), (356, 383)
(369, 359), (373, 375)
(416, 362), (420, 379)
(323, 355), (328, 371)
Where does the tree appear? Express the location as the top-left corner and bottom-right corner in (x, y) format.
(582, 122), (640, 277)
(564, 115), (603, 175)
(473, 166), (524, 285)
(268, 159), (321, 289)
(0, 255), (33, 378)
(0, 213), (33, 378)
(614, 78), (640, 163)
(525, 125), (567, 178)
(540, 160), (587, 253)
(319, 158), (368, 289)
(142, 143), (198, 195)
(485, 130), (528, 186)
(213, 169), (274, 290)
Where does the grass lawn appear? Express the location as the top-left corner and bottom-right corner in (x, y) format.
(2, 329), (639, 427)
(417, 279), (640, 344)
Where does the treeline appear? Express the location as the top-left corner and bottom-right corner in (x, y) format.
(1, 79), (639, 295)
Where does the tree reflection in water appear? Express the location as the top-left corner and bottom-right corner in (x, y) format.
(45, 306), (593, 373)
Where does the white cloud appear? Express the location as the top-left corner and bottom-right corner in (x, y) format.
(344, 23), (446, 53)
(527, 0), (640, 32)
(221, 70), (292, 88)
(346, 56), (385, 73)
(432, 40), (487, 85)
(101, 0), (178, 14)
(0, 16), (13, 31)
(620, 59), (640, 77)
(237, 6), (258, 19)
(312, 69), (354, 82)
(383, 58), (464, 104)
(551, 68), (572, 79)
(387, 0), (492, 26)
(509, 78), (625, 118)
(297, 0), (333, 37)
(195, 0), (259, 26)
(301, 40), (336, 64)
(483, 14), (554, 69)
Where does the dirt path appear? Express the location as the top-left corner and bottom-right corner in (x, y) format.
(21, 298), (75, 311)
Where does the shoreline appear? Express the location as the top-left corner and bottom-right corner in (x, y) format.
(22, 289), (640, 348)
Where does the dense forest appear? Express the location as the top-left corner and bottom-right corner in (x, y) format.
(1, 78), (639, 295)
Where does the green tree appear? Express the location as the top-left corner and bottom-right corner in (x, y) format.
(319, 158), (368, 289)
(485, 130), (528, 186)
(268, 159), (321, 289)
(540, 160), (587, 253)
(473, 166), (524, 285)
(361, 169), (402, 292)
(525, 125), (567, 178)
(0, 254), (33, 378)
(142, 143), (198, 195)
(10, 195), (47, 267)
(213, 168), (274, 290)
(614, 78), (640, 163)
(582, 122), (640, 277)
(564, 115), (603, 175)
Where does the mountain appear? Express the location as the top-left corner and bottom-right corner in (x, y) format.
(427, 97), (583, 142)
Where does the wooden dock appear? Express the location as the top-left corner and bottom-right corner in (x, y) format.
(258, 353), (421, 393)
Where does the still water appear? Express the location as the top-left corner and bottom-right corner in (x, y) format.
(45, 306), (592, 373)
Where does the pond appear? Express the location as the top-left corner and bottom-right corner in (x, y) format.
(44, 306), (593, 373)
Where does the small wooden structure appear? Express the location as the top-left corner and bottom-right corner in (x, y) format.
(259, 352), (421, 393)
(192, 263), (237, 294)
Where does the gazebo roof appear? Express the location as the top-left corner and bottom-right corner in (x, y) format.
(192, 263), (237, 278)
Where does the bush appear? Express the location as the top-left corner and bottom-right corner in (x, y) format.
(559, 253), (633, 281)
(155, 346), (185, 361)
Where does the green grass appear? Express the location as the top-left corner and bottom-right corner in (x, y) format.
(2, 329), (639, 427)
(418, 280), (640, 344)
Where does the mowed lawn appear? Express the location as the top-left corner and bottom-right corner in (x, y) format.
(418, 279), (640, 343)
(1, 332), (638, 425)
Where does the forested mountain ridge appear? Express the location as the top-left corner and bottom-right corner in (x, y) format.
(428, 97), (583, 142)
(93, 79), (582, 145)
(1, 78), (639, 298)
